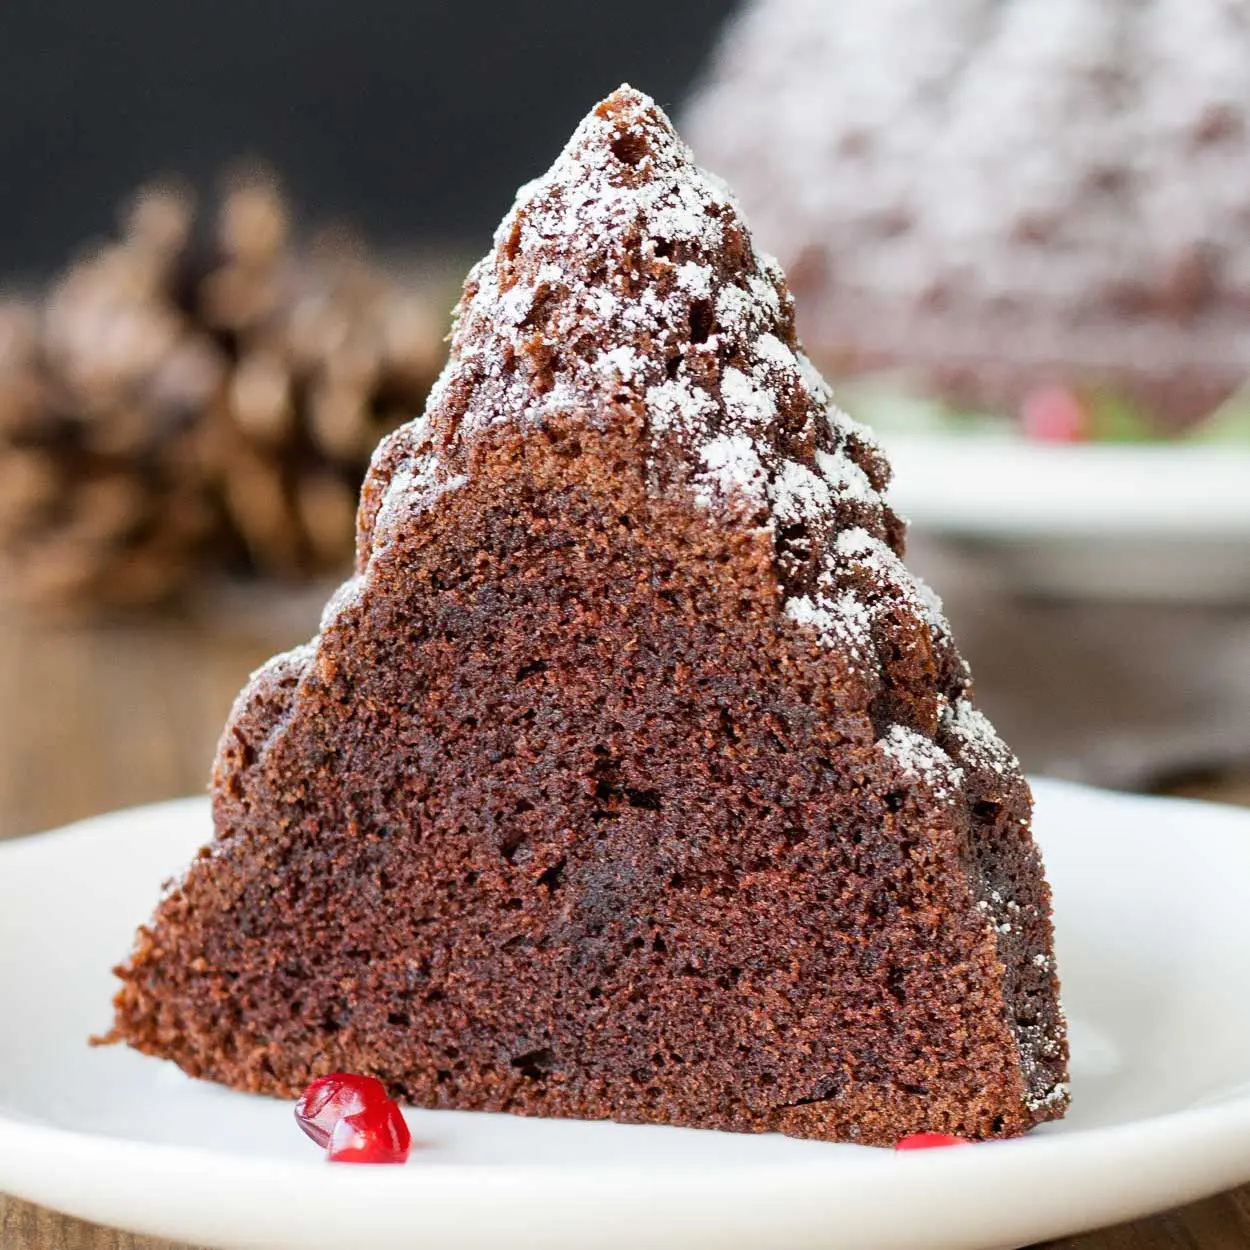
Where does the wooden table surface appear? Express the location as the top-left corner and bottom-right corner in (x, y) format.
(1, 599), (1248, 1250)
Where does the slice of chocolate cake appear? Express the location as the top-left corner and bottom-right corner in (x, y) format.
(107, 86), (1068, 1145)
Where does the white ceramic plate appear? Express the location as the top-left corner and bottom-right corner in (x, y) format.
(881, 436), (1250, 600)
(883, 436), (1250, 540)
(3, 781), (1250, 1250)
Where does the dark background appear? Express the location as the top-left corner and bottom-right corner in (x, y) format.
(0, 0), (736, 278)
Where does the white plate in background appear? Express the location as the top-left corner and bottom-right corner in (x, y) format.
(2, 783), (1250, 1250)
(882, 436), (1250, 600)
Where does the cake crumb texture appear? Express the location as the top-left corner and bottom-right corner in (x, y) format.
(108, 86), (1068, 1145)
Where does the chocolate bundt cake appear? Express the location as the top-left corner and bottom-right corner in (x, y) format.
(108, 86), (1068, 1145)
(685, 0), (1250, 429)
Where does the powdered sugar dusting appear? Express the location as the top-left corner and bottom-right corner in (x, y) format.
(721, 364), (779, 427)
(814, 448), (877, 506)
(754, 331), (798, 373)
(785, 591), (874, 663)
(915, 577), (952, 641)
(675, 261), (714, 299)
(648, 377), (719, 436)
(941, 696), (1019, 776)
(696, 433), (768, 508)
(780, 524), (956, 675)
(371, 457), (468, 552)
(835, 527), (950, 634)
(600, 344), (642, 382)
(769, 459), (831, 524)
(879, 725), (964, 799)
(1025, 1081), (1070, 1113)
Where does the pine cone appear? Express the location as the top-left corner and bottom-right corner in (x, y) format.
(0, 170), (447, 612)
(0, 214), (223, 610)
(204, 175), (445, 576)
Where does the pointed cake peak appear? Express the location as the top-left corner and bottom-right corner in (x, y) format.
(359, 89), (905, 664)
(422, 80), (802, 457)
(568, 82), (677, 152)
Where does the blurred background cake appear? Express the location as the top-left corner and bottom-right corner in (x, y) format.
(684, 0), (1250, 441)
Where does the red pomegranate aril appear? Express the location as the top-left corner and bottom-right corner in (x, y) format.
(294, 1073), (391, 1148)
(327, 1098), (412, 1164)
(894, 1132), (971, 1151)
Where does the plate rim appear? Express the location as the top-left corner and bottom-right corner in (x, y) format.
(881, 434), (1250, 539)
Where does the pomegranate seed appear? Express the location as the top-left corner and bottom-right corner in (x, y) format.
(894, 1132), (971, 1151)
(327, 1099), (412, 1164)
(1021, 384), (1088, 442)
(294, 1073), (390, 1148)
